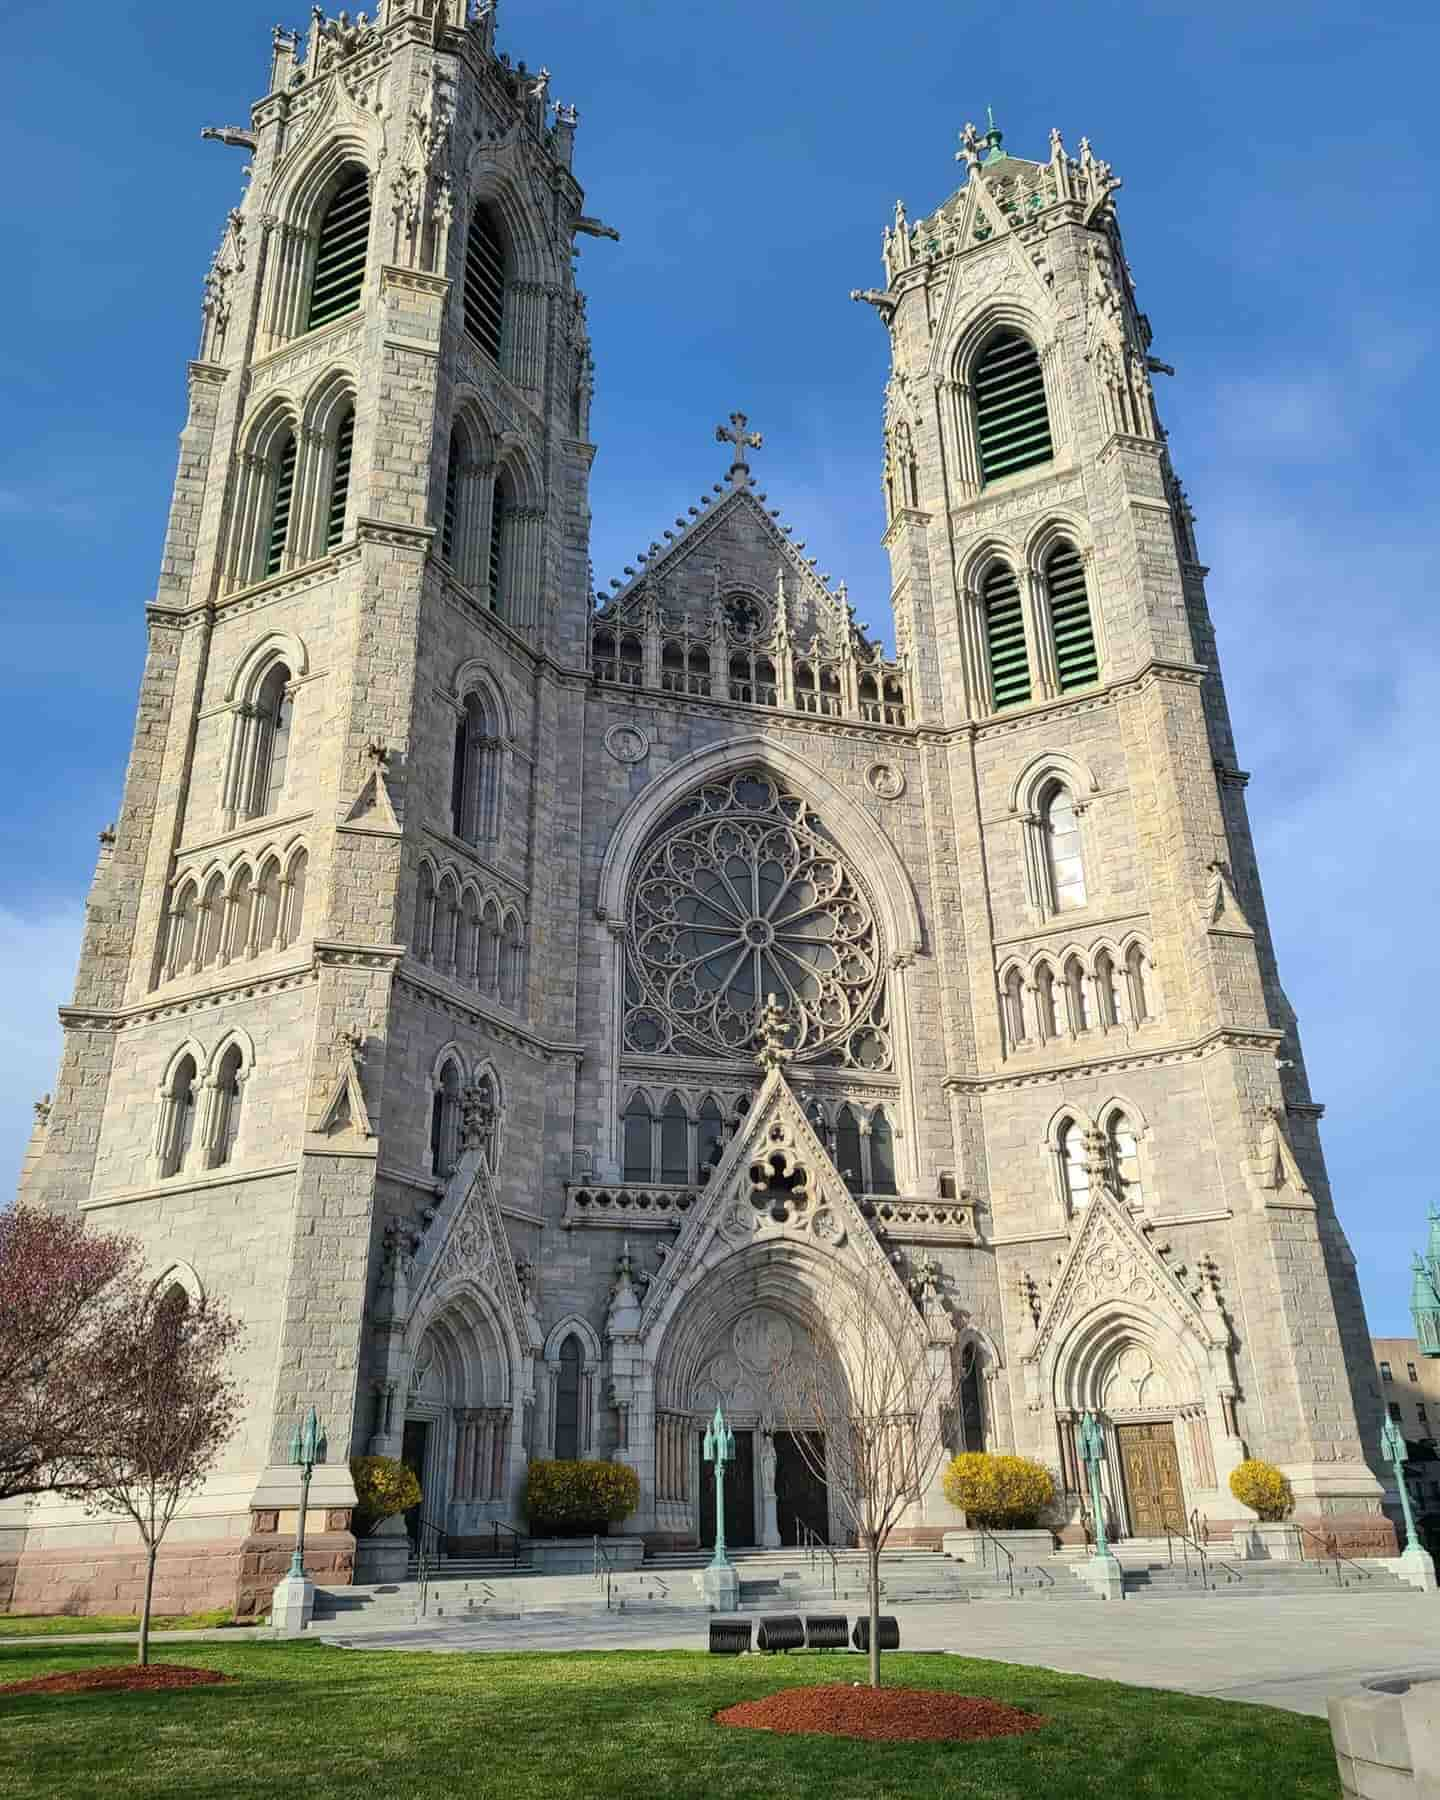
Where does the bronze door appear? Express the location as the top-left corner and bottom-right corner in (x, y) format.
(775, 1432), (828, 1546)
(1115, 1421), (1184, 1536)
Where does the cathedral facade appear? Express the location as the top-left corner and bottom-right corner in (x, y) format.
(6, 0), (1395, 1616)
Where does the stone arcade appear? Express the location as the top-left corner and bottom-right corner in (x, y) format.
(3, 2), (1397, 1618)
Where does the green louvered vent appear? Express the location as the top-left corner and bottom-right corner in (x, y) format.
(264, 434), (297, 578)
(325, 411), (354, 552)
(974, 329), (1053, 484)
(488, 480), (506, 612)
(442, 432), (460, 563)
(465, 210), (506, 362)
(1046, 543), (1099, 691)
(307, 171), (370, 331)
(983, 564), (1031, 709)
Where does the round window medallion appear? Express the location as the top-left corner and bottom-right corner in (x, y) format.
(605, 724), (649, 765)
(865, 762), (906, 800)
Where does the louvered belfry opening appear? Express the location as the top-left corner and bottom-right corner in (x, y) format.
(442, 428), (461, 563)
(307, 169), (370, 332)
(983, 563), (1031, 709)
(974, 328), (1053, 484)
(325, 408), (355, 552)
(488, 473), (507, 612)
(264, 433), (298, 578)
(1046, 542), (1099, 691)
(465, 208), (506, 362)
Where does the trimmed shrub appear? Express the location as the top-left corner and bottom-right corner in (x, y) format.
(524, 1460), (640, 1536)
(942, 1452), (1056, 1528)
(349, 1456), (421, 1537)
(1229, 1458), (1294, 1522)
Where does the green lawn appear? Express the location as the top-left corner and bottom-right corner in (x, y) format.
(0, 1642), (1340, 1800)
(0, 1608), (237, 1638)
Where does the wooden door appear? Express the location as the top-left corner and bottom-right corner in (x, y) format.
(1115, 1421), (1184, 1536)
(775, 1432), (828, 1546)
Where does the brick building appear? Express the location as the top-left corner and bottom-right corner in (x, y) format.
(2, 1), (1396, 1616)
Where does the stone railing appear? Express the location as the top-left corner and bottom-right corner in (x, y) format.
(859, 1195), (979, 1243)
(561, 1183), (698, 1230)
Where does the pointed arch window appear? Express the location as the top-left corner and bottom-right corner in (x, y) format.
(264, 432), (297, 578)
(451, 691), (503, 845)
(307, 168), (370, 332)
(414, 864), (437, 962)
(554, 1335), (582, 1460)
(1001, 967), (1027, 1049)
(158, 1055), (198, 1179)
(500, 914), (524, 1008)
(869, 1106), (898, 1196)
(283, 848), (308, 946)
(623, 1092), (654, 1183)
(442, 426), (462, 564)
(660, 1095), (689, 1185)
(198, 873), (226, 970)
(1036, 964), (1060, 1040)
(1063, 955), (1091, 1033)
(324, 406), (355, 552)
(166, 882), (199, 977)
(1059, 1118), (1090, 1215)
(697, 1097), (726, 1181)
(488, 470), (510, 614)
(958, 1340), (987, 1452)
(1125, 944), (1153, 1023)
(974, 328), (1053, 484)
(464, 206), (507, 363)
(227, 868), (254, 962)
(1045, 542), (1098, 691)
(208, 1043), (245, 1168)
(1108, 1111), (1143, 1209)
(1094, 950), (1122, 1027)
(248, 663), (294, 819)
(430, 1059), (463, 1178)
(1041, 783), (1087, 912)
(983, 564), (1031, 709)
(835, 1105), (863, 1195)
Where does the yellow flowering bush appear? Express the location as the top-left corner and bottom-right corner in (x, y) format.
(349, 1456), (421, 1537)
(525, 1460), (641, 1536)
(1229, 1458), (1294, 1522)
(942, 1452), (1056, 1527)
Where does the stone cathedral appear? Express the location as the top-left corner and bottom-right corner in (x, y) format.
(5, 0), (1396, 1616)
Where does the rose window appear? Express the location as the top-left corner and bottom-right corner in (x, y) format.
(624, 770), (891, 1067)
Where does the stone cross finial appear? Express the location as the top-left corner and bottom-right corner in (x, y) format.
(365, 739), (389, 770)
(755, 992), (795, 1071)
(715, 411), (763, 485)
(339, 1022), (366, 1060)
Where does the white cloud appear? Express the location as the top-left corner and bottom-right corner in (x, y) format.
(0, 907), (83, 1200)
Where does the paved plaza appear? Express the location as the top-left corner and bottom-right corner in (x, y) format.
(313, 1589), (1440, 1719)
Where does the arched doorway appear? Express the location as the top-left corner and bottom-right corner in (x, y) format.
(404, 1291), (514, 1546)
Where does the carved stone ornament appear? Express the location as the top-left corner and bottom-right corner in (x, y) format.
(604, 723), (649, 766)
(865, 762), (906, 800)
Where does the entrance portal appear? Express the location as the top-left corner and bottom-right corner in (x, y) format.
(401, 1418), (430, 1546)
(1115, 1420), (1183, 1535)
(775, 1431), (828, 1546)
(699, 1428), (756, 1548)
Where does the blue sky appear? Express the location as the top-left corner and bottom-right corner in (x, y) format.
(1, 0), (1436, 1332)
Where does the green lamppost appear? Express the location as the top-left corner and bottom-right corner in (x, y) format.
(1077, 1410), (1123, 1598)
(287, 1408), (326, 1580)
(1381, 1414), (1420, 1554)
(703, 1404), (736, 1571)
(1078, 1411), (1110, 1555)
(1410, 1206), (1440, 1358)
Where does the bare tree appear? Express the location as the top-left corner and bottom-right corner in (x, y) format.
(0, 1205), (140, 1502)
(82, 1284), (244, 1665)
(771, 1255), (955, 1687)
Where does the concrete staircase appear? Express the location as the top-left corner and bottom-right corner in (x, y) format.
(311, 1539), (1417, 1632)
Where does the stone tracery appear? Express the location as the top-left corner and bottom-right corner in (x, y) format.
(624, 768), (891, 1069)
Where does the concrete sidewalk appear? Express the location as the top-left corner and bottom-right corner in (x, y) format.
(318, 1587), (1440, 1718)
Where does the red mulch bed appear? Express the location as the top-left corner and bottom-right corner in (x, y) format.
(715, 1682), (1047, 1743)
(0, 1664), (231, 1698)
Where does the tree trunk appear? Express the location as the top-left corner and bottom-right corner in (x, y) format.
(867, 1542), (881, 1689)
(138, 1542), (158, 1668)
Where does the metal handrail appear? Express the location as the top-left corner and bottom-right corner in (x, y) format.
(593, 1533), (615, 1611)
(975, 1525), (1015, 1598)
(1287, 1519), (1375, 1588)
(487, 1520), (523, 1567)
(1164, 1516), (1243, 1587)
(797, 1518), (840, 1597)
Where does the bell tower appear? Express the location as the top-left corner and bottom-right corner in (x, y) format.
(16, 0), (615, 1610)
(855, 116), (1392, 1543)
